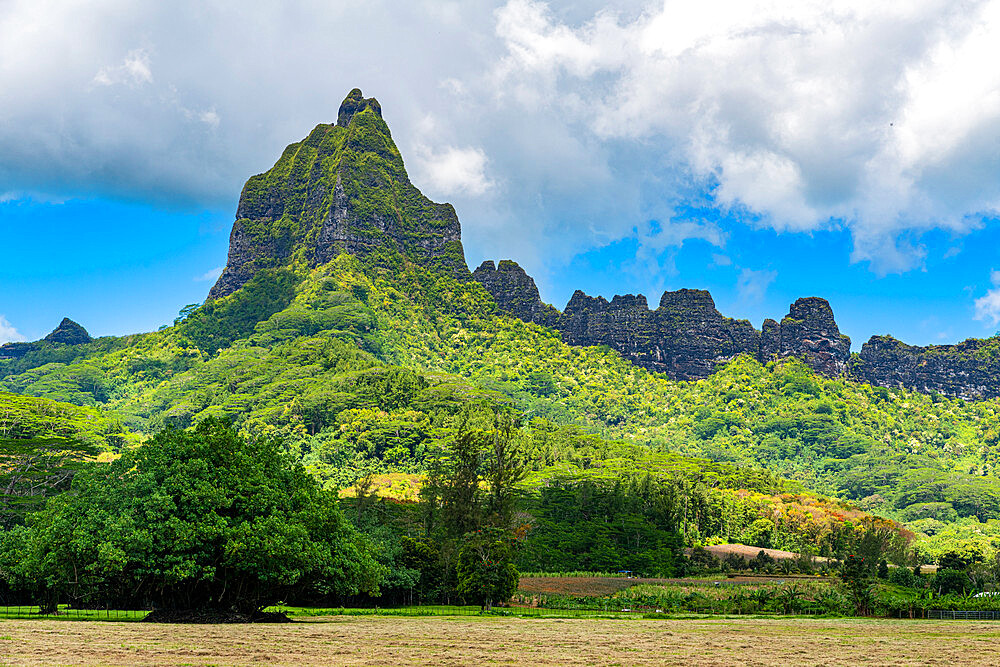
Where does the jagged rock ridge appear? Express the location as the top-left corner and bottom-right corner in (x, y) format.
(204, 89), (997, 399)
(852, 336), (1000, 401)
(210, 88), (468, 299)
(559, 288), (763, 380)
(472, 259), (850, 381)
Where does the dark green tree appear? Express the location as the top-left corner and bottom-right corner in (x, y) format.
(483, 412), (525, 528)
(0, 436), (98, 527)
(840, 554), (874, 615)
(456, 527), (519, 611)
(0, 418), (382, 617)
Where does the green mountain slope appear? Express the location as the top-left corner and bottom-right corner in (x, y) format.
(2, 90), (998, 561)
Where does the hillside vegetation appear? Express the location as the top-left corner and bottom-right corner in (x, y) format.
(2, 250), (998, 561)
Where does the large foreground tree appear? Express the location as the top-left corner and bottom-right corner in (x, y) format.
(0, 418), (382, 616)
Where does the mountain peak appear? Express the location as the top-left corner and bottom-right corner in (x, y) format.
(337, 88), (382, 128)
(44, 318), (92, 345)
(209, 89), (468, 299)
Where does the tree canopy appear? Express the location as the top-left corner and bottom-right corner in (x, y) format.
(0, 418), (382, 616)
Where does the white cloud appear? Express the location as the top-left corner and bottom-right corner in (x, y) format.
(736, 267), (778, 304)
(1, 0), (1000, 279)
(974, 270), (1000, 327)
(93, 49), (153, 87)
(490, 0), (1000, 273)
(194, 266), (223, 282)
(414, 143), (494, 197)
(0, 315), (26, 345)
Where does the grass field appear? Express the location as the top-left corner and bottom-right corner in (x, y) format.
(1, 616), (998, 666)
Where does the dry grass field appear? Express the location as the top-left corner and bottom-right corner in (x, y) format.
(1, 615), (999, 666)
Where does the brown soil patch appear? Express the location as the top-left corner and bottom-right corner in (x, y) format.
(1, 616), (998, 666)
(697, 543), (817, 561)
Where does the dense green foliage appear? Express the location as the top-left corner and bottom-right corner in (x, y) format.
(456, 527), (520, 610)
(3, 249), (999, 568)
(0, 392), (134, 526)
(0, 419), (381, 614)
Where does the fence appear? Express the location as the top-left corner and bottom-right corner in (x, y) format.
(927, 610), (1000, 621)
(0, 605), (150, 621)
(8, 604), (1000, 622)
(0, 604), (673, 622)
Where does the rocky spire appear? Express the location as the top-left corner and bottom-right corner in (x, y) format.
(761, 297), (851, 375)
(209, 88), (468, 299)
(472, 260), (560, 327)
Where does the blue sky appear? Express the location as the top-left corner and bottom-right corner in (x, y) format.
(3, 1), (1000, 349)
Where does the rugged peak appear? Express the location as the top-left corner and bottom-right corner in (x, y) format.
(209, 89), (468, 300)
(337, 88), (382, 128)
(472, 259), (559, 327)
(763, 297), (850, 376)
(786, 297), (837, 328)
(658, 288), (716, 312)
(609, 294), (648, 310)
(565, 290), (610, 312)
(44, 318), (92, 345)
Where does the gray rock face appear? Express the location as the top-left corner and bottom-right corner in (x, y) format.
(852, 335), (1000, 400)
(474, 263), (764, 380)
(471, 260), (560, 327)
(653, 289), (762, 379)
(560, 291), (661, 367)
(474, 259), (857, 381)
(761, 298), (852, 376)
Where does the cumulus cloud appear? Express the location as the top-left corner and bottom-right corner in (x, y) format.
(2, 0), (1000, 279)
(974, 271), (1000, 327)
(0, 315), (26, 345)
(414, 144), (494, 196)
(490, 0), (1000, 273)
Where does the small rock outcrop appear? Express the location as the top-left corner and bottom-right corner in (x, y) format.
(852, 336), (1000, 400)
(471, 260), (560, 327)
(44, 318), (93, 345)
(1, 317), (92, 360)
(760, 298), (851, 376)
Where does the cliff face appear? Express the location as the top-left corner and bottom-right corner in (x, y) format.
(559, 289), (760, 379)
(210, 89), (468, 299)
(853, 335), (1000, 400)
(760, 298), (851, 376)
(653, 290), (761, 380)
(471, 260), (560, 328)
(473, 260), (854, 381)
